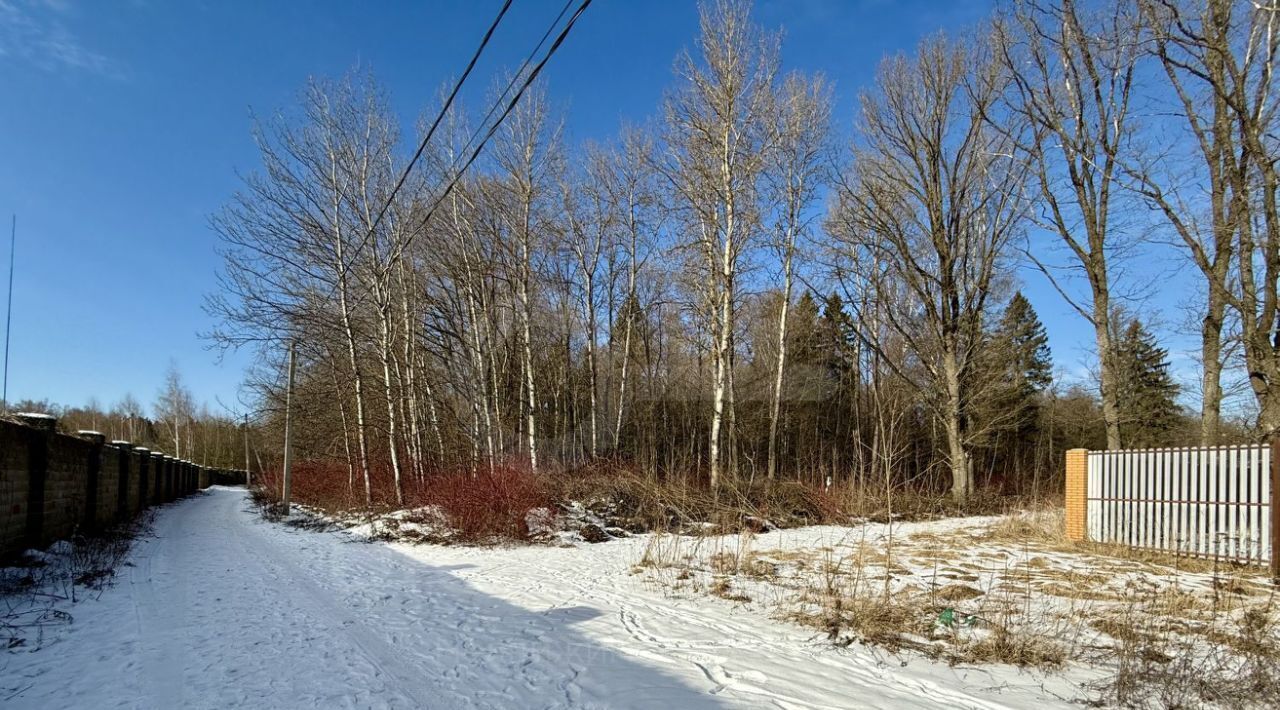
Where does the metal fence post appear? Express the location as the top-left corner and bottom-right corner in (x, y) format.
(1271, 434), (1279, 583)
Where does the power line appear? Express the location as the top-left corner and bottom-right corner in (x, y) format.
(401, 0), (593, 251)
(289, 0), (591, 352)
(346, 0), (592, 280)
(456, 0), (574, 165)
(340, 0), (515, 280)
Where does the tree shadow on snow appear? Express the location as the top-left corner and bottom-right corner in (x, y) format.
(267, 514), (732, 709)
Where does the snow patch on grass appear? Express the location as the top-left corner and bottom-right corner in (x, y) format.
(625, 515), (1280, 707)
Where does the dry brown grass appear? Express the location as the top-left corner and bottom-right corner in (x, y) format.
(953, 627), (1068, 668)
(551, 470), (1048, 536)
(965, 507), (1266, 580)
(1092, 583), (1280, 708)
(633, 510), (1280, 705)
(633, 532), (692, 572)
(710, 577), (752, 603)
(787, 593), (931, 650)
(975, 507), (1065, 542)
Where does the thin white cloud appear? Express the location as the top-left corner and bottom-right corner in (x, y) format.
(0, 0), (120, 77)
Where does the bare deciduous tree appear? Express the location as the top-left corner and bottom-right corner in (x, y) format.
(1136, 0), (1280, 437)
(662, 0), (778, 488)
(203, 0), (1280, 512)
(154, 363), (195, 459)
(830, 33), (1028, 499)
(492, 82), (563, 473)
(994, 0), (1142, 449)
(764, 73), (831, 481)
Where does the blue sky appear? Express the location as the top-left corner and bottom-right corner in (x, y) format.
(0, 0), (1203, 417)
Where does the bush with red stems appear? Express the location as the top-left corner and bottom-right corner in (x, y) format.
(251, 456), (1037, 543)
(252, 458), (552, 542)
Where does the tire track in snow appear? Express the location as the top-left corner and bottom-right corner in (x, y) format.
(225, 501), (433, 708)
(129, 528), (187, 707)
(110, 494), (423, 709)
(426, 541), (1031, 710)
(7, 489), (1069, 709)
(457, 553), (780, 703)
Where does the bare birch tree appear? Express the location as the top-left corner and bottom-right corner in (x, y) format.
(764, 73), (831, 481)
(154, 363), (195, 459)
(663, 0), (777, 488)
(493, 82), (563, 473)
(208, 74), (392, 503)
(604, 129), (662, 453)
(561, 149), (614, 459)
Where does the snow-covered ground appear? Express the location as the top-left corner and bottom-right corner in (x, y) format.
(3, 487), (1104, 708)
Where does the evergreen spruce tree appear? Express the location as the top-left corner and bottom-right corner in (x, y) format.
(998, 292), (1053, 406)
(969, 292), (1053, 490)
(977, 292), (1053, 443)
(1114, 318), (1182, 447)
(816, 292), (859, 468)
(818, 292), (858, 387)
(786, 292), (822, 364)
(781, 292), (822, 397)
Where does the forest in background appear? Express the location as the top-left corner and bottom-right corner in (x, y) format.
(8, 365), (250, 471)
(28, 0), (1276, 510)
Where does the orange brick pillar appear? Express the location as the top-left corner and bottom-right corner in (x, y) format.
(1064, 448), (1088, 541)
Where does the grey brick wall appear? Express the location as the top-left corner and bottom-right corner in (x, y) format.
(0, 422), (30, 557)
(0, 417), (246, 559)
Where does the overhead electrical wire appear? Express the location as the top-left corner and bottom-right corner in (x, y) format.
(399, 0), (593, 249)
(339, 0), (514, 278)
(343, 0), (593, 279)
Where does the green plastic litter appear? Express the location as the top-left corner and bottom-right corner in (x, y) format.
(937, 607), (977, 628)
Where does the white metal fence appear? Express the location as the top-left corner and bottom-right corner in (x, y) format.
(1086, 444), (1277, 566)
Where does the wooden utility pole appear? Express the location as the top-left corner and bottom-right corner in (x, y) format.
(281, 340), (297, 511)
(243, 413), (251, 487)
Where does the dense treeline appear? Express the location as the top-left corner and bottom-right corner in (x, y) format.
(8, 366), (250, 470)
(210, 0), (1279, 505)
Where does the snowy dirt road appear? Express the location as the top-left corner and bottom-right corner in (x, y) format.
(2, 487), (1078, 709)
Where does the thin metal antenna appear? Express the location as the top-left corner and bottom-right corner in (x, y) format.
(3, 215), (13, 413)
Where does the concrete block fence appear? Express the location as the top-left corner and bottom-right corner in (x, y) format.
(0, 414), (246, 560)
